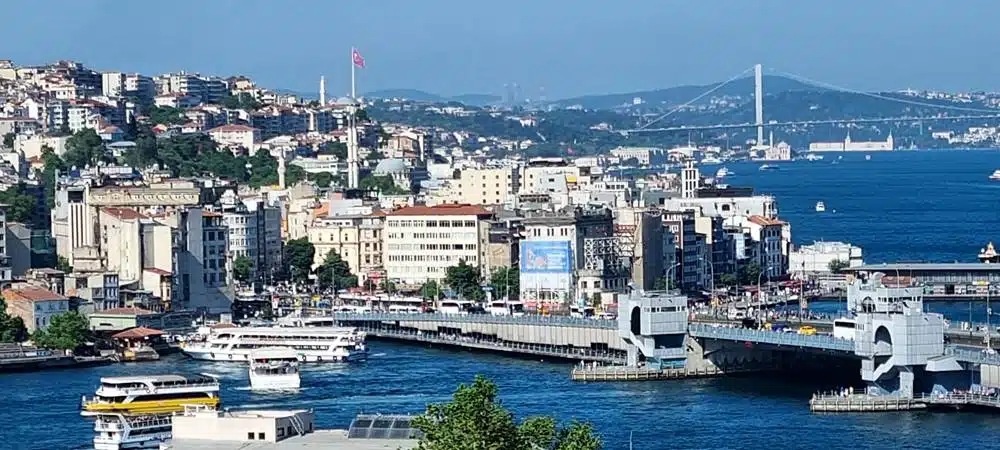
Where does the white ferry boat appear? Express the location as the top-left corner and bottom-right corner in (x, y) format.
(715, 167), (730, 178)
(758, 164), (779, 172)
(182, 327), (367, 363)
(804, 153), (824, 161)
(815, 201), (826, 212)
(81, 375), (221, 415)
(88, 413), (172, 450)
(701, 155), (722, 164)
(990, 169), (1000, 180)
(249, 347), (301, 391)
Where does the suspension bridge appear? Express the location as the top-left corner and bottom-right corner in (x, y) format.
(618, 64), (1000, 139)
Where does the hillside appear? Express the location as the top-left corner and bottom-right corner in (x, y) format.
(551, 75), (822, 110)
(364, 89), (500, 106)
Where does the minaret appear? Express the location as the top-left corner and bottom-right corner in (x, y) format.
(347, 104), (360, 189)
(319, 76), (326, 106)
(278, 153), (287, 189)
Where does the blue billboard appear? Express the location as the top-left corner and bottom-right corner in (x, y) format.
(520, 241), (572, 273)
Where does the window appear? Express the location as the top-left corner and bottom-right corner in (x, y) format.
(248, 432), (255, 440)
(258, 432), (265, 440)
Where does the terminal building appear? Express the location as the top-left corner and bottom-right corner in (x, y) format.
(845, 263), (1000, 298)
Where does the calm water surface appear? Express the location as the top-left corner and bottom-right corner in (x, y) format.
(5, 150), (1000, 449)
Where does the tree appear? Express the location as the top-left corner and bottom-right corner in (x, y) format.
(32, 311), (90, 351)
(308, 172), (335, 188)
(319, 141), (348, 159)
(738, 261), (762, 286)
(63, 129), (106, 169)
(220, 92), (261, 111)
(41, 146), (67, 210)
(828, 259), (849, 274)
(379, 279), (396, 293)
(0, 183), (42, 226)
(653, 276), (668, 290)
(2, 132), (13, 149)
(147, 106), (187, 125)
(315, 251), (358, 290)
(720, 273), (738, 286)
(359, 175), (409, 195)
(488, 267), (519, 301)
(420, 280), (442, 300)
(413, 375), (602, 450)
(56, 256), (73, 273)
(233, 255), (253, 283)
(0, 298), (28, 343)
(284, 239), (315, 283)
(444, 260), (484, 301)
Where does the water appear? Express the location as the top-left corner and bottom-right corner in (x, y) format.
(8, 150), (1000, 449)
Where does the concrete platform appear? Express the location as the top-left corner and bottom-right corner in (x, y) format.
(809, 394), (927, 412)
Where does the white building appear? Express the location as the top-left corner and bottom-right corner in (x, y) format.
(208, 124), (260, 152)
(789, 241), (864, 276)
(383, 204), (493, 285)
(809, 132), (894, 152)
(746, 215), (787, 278)
(219, 190), (282, 282)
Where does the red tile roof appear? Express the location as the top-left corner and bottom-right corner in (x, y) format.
(101, 207), (146, 221)
(2, 286), (66, 303)
(112, 327), (164, 339)
(387, 204), (493, 217)
(143, 268), (172, 276)
(748, 215), (786, 226)
(101, 307), (155, 316)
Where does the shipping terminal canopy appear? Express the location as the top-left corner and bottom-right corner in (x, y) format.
(348, 414), (422, 440)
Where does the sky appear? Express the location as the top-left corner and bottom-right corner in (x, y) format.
(4, 0), (1000, 99)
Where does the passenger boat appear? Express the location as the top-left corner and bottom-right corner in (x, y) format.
(81, 374), (221, 415)
(88, 412), (173, 450)
(815, 201), (826, 212)
(182, 326), (367, 363)
(249, 347), (301, 391)
(758, 164), (779, 171)
(990, 169), (1000, 180)
(715, 167), (730, 178)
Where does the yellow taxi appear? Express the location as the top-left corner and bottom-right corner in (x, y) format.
(797, 325), (817, 336)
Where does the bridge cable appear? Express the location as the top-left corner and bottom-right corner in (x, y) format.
(770, 68), (1000, 115)
(636, 66), (755, 131)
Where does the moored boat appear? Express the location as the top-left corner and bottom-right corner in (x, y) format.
(182, 326), (367, 363)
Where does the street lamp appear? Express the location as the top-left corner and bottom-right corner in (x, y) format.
(757, 267), (766, 322)
(665, 262), (681, 293)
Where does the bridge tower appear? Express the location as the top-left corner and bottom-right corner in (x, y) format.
(754, 63), (764, 149)
(618, 288), (689, 368)
(848, 272), (947, 397)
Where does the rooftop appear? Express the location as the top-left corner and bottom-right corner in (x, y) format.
(164, 430), (416, 450)
(387, 204), (492, 217)
(847, 263), (1000, 272)
(748, 215), (785, 226)
(112, 326), (164, 340)
(98, 307), (155, 316)
(144, 267), (173, 276)
(101, 207), (147, 221)
(209, 124), (257, 133)
(2, 286), (66, 303)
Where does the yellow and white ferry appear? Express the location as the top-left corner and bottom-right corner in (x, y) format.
(81, 374), (221, 415)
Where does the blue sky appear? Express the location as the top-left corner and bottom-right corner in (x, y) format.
(3, 0), (997, 98)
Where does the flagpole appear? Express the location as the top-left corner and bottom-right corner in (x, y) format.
(351, 47), (356, 100)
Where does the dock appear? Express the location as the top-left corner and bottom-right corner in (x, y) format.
(809, 393), (927, 412)
(570, 365), (726, 382)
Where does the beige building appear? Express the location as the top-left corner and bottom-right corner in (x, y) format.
(207, 124), (260, 152)
(308, 213), (384, 283)
(449, 166), (520, 206)
(383, 204), (494, 286)
(3, 286), (70, 332)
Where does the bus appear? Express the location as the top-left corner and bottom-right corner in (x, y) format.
(487, 301), (526, 317)
(570, 306), (596, 319)
(833, 318), (856, 340)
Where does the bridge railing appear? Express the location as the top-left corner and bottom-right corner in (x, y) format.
(944, 345), (1000, 365)
(332, 313), (617, 329)
(688, 323), (854, 352)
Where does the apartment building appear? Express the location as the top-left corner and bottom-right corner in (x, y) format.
(219, 191), (282, 282)
(383, 204), (493, 285)
(450, 166), (520, 206)
(746, 215), (787, 279)
(308, 212), (384, 283)
(3, 286), (70, 332)
(208, 124), (260, 152)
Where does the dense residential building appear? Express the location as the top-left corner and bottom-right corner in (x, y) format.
(746, 215), (787, 279)
(208, 124), (260, 152)
(383, 204), (493, 285)
(3, 286), (70, 332)
(218, 190), (282, 282)
(449, 166), (520, 206)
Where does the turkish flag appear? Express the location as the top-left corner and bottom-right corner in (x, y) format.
(352, 48), (366, 68)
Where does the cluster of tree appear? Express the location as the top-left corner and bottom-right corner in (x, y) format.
(421, 265), (519, 302)
(32, 311), (91, 351)
(233, 255), (254, 283)
(220, 93), (261, 111)
(282, 238), (315, 283)
(0, 182), (46, 228)
(359, 175), (409, 195)
(315, 251), (358, 290)
(828, 259), (849, 274)
(0, 298), (28, 343)
(147, 106), (187, 126)
(413, 375), (602, 450)
(2, 132), (13, 149)
(443, 260), (485, 301)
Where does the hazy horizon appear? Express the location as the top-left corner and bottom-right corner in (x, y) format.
(5, 0), (1000, 99)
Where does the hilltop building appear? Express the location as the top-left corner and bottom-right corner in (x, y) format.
(809, 132), (894, 152)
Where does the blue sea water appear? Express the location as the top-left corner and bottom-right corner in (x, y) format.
(6, 150), (1000, 449)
